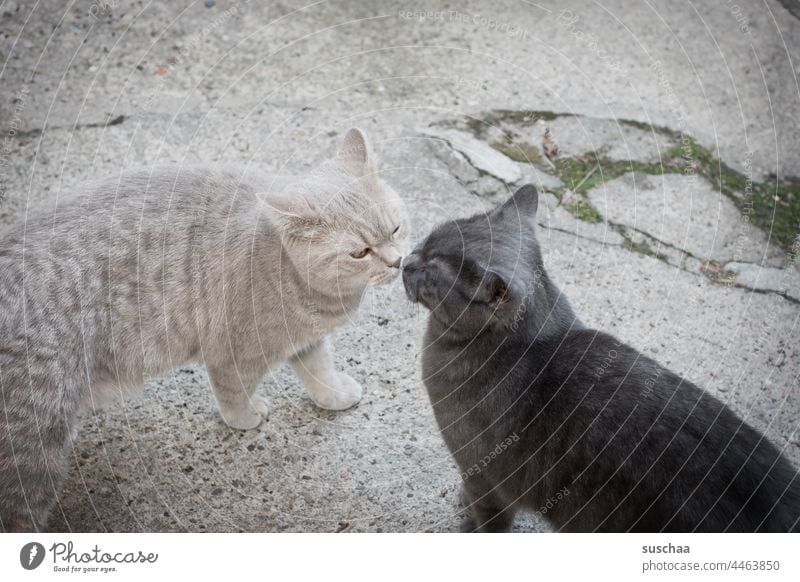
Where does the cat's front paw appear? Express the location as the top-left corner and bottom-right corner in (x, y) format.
(220, 394), (269, 430)
(311, 373), (363, 411)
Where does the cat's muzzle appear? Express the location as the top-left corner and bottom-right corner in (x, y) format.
(401, 253), (423, 303)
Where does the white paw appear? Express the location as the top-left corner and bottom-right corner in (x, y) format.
(220, 394), (269, 430)
(250, 393), (269, 416)
(311, 373), (363, 411)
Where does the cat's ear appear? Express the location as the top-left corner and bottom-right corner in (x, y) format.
(477, 268), (512, 304)
(495, 184), (539, 218)
(336, 128), (372, 176)
(260, 191), (324, 241)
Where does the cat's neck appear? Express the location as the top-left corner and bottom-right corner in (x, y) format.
(523, 271), (584, 343)
(424, 268), (581, 349)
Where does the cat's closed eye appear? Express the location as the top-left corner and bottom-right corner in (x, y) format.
(350, 248), (370, 259)
(391, 225), (401, 238)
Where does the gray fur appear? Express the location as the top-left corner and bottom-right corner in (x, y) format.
(403, 184), (800, 532)
(0, 129), (408, 531)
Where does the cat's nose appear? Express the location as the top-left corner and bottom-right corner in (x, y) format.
(390, 256), (402, 269)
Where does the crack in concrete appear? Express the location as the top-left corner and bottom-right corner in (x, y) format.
(731, 283), (800, 306)
(536, 222), (624, 247)
(612, 221), (799, 303)
(10, 114), (126, 140)
(422, 130), (515, 189)
(430, 126), (799, 304)
(609, 221), (695, 263)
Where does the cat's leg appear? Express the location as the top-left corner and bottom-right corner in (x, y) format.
(208, 363), (269, 430)
(0, 379), (78, 532)
(289, 339), (362, 410)
(0, 428), (74, 532)
(459, 484), (515, 533)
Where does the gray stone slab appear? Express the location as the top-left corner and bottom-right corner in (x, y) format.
(588, 173), (786, 265)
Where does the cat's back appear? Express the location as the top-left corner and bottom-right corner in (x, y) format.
(535, 328), (800, 532)
(5, 163), (273, 238)
(0, 163), (279, 334)
(0, 163), (284, 270)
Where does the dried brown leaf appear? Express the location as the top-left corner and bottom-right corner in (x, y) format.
(543, 127), (559, 160)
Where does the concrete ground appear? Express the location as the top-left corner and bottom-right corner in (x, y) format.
(1, 0), (799, 532)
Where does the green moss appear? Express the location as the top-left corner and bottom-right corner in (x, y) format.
(548, 186), (566, 202)
(750, 178), (800, 250)
(626, 161), (678, 176)
(720, 167), (749, 193)
(617, 118), (681, 139)
(464, 116), (490, 138)
(558, 159), (604, 193)
(490, 140), (544, 165)
(460, 109), (567, 138)
(450, 110), (800, 252)
(563, 197), (603, 223)
(665, 136), (715, 169)
(556, 140), (800, 251)
(551, 156), (671, 194)
(663, 136), (800, 251)
(616, 118), (654, 133)
(623, 238), (653, 255)
(489, 109), (562, 124)
(621, 236), (669, 263)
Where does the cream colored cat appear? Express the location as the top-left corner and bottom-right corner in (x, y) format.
(0, 128), (409, 531)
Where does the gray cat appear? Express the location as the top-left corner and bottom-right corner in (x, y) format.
(403, 184), (800, 532)
(0, 128), (409, 532)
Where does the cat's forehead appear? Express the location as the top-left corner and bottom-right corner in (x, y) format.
(327, 183), (404, 242)
(422, 213), (526, 268)
(424, 214), (494, 253)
